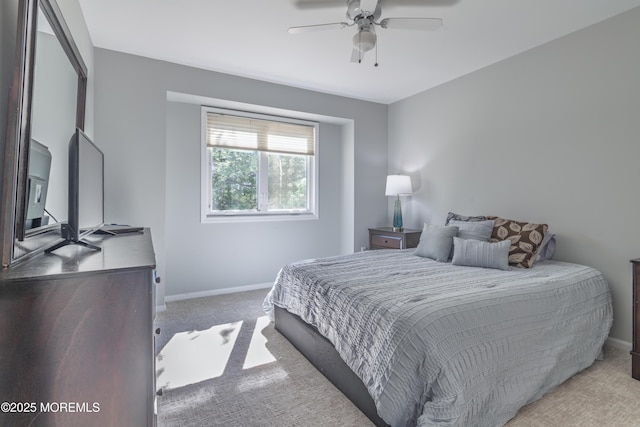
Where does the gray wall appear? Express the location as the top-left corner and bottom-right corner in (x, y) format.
(31, 32), (78, 221)
(94, 49), (388, 302)
(388, 7), (640, 344)
(165, 101), (347, 294)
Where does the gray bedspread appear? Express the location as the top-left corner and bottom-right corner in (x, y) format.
(263, 249), (612, 427)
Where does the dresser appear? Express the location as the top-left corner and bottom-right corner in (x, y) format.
(632, 258), (640, 380)
(368, 227), (421, 250)
(0, 229), (157, 425)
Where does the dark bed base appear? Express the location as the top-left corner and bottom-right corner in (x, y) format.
(274, 306), (390, 427)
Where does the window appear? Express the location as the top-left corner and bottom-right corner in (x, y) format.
(202, 107), (318, 221)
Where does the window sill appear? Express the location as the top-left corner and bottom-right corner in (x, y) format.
(201, 212), (318, 224)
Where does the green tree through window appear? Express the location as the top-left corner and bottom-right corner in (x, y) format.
(211, 149), (257, 211)
(203, 106), (317, 218)
(267, 153), (307, 211)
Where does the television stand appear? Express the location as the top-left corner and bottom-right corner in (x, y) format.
(0, 229), (157, 426)
(44, 238), (101, 253)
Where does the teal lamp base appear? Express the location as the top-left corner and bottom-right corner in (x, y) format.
(392, 196), (403, 232)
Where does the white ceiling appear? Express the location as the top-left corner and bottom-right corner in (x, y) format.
(77, 0), (640, 104)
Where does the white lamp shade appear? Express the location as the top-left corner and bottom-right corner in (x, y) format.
(385, 175), (412, 196)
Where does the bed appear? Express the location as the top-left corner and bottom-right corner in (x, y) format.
(263, 245), (612, 427)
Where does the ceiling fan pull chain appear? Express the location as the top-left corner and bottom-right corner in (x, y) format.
(375, 40), (379, 67)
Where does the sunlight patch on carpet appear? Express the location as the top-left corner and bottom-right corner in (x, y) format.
(243, 315), (277, 370)
(157, 321), (242, 390)
(236, 365), (289, 393)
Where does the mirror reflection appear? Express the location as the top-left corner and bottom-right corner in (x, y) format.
(12, 0), (85, 260)
(25, 4), (77, 234)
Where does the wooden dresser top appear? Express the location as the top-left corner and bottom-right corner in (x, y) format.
(0, 228), (156, 283)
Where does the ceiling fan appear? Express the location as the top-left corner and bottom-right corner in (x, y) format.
(288, 0), (443, 64)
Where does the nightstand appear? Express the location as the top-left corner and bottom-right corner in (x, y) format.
(368, 227), (421, 250)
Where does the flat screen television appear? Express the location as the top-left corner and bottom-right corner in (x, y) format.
(24, 139), (52, 232)
(45, 128), (104, 253)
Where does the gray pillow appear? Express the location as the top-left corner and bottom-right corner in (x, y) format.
(451, 236), (511, 270)
(448, 219), (495, 242)
(445, 212), (488, 225)
(535, 231), (556, 263)
(414, 224), (459, 262)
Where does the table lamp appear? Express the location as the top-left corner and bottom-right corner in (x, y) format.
(385, 175), (412, 232)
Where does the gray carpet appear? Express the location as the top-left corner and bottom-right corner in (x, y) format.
(156, 289), (640, 427)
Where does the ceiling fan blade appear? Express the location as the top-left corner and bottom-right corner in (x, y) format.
(293, 0), (460, 9)
(350, 47), (364, 63)
(293, 0), (347, 9)
(287, 22), (351, 34)
(379, 17), (443, 31)
(378, 0), (459, 6)
(360, 0), (383, 21)
(358, 0), (380, 14)
(347, 0), (382, 21)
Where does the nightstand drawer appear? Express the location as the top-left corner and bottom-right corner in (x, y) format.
(368, 227), (421, 250)
(371, 234), (402, 249)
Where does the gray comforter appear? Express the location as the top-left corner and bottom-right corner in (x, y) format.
(263, 249), (612, 427)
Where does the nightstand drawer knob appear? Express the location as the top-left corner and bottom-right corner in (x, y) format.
(155, 327), (161, 335)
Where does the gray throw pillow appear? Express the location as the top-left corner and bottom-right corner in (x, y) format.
(535, 231), (556, 263)
(448, 219), (495, 242)
(414, 224), (459, 262)
(451, 236), (511, 270)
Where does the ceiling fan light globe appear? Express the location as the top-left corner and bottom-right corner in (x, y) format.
(353, 30), (376, 52)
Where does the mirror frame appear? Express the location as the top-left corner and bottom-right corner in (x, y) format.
(0, 0), (87, 267)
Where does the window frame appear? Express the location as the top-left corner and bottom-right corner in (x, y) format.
(201, 106), (319, 223)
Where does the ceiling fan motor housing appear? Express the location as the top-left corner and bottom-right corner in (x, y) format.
(346, 0), (381, 21)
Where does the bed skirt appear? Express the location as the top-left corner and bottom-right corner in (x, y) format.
(274, 305), (390, 427)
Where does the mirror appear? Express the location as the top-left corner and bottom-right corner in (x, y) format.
(0, 0), (87, 266)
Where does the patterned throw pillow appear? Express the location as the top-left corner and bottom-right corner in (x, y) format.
(487, 216), (548, 268)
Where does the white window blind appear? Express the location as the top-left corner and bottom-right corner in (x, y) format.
(206, 112), (315, 156)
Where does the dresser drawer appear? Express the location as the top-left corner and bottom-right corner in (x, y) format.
(371, 234), (402, 249)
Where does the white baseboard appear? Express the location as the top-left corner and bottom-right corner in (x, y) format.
(606, 336), (631, 351)
(163, 282), (274, 303)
